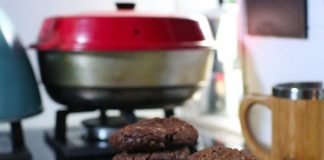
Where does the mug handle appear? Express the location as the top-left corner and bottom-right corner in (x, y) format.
(239, 94), (272, 160)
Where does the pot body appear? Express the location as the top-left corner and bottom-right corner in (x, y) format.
(0, 10), (42, 122)
(38, 49), (213, 110)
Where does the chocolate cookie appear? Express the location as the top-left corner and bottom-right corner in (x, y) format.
(109, 117), (198, 152)
(188, 146), (256, 160)
(112, 147), (190, 160)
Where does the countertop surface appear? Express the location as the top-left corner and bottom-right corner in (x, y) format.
(21, 128), (55, 160)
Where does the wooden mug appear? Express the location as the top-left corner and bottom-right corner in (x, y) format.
(240, 82), (324, 160)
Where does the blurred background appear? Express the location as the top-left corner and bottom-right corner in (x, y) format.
(1, 0), (324, 159)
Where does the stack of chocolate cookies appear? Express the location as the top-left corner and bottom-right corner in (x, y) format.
(109, 117), (198, 160)
(188, 146), (257, 160)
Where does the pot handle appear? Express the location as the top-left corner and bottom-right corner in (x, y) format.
(116, 2), (136, 10)
(239, 94), (272, 160)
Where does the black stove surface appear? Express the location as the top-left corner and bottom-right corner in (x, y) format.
(3, 110), (224, 160)
(44, 128), (117, 160)
(18, 126), (221, 160)
(25, 127), (112, 160)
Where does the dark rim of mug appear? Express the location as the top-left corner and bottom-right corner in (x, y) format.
(272, 82), (324, 100)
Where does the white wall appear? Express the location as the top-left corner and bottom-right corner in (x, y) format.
(0, 0), (219, 128)
(242, 0), (324, 147)
(244, 0), (324, 93)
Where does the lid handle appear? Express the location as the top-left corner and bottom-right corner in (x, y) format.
(116, 2), (136, 10)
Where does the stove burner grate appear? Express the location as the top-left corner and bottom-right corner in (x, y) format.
(45, 109), (174, 160)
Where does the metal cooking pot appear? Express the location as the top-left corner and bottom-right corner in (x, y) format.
(32, 3), (215, 110)
(0, 8), (42, 122)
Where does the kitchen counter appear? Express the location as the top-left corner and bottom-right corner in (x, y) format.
(25, 129), (55, 160)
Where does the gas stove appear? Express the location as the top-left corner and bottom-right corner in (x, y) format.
(1, 108), (225, 160)
(39, 108), (206, 160)
(44, 109), (143, 160)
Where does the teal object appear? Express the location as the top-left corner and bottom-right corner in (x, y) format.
(0, 10), (42, 122)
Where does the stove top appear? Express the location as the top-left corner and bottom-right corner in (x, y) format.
(45, 128), (116, 160)
(17, 127), (219, 160)
(17, 127), (118, 160)
(1, 109), (226, 160)
(0, 123), (228, 160)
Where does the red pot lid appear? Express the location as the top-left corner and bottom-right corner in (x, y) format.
(33, 3), (215, 52)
